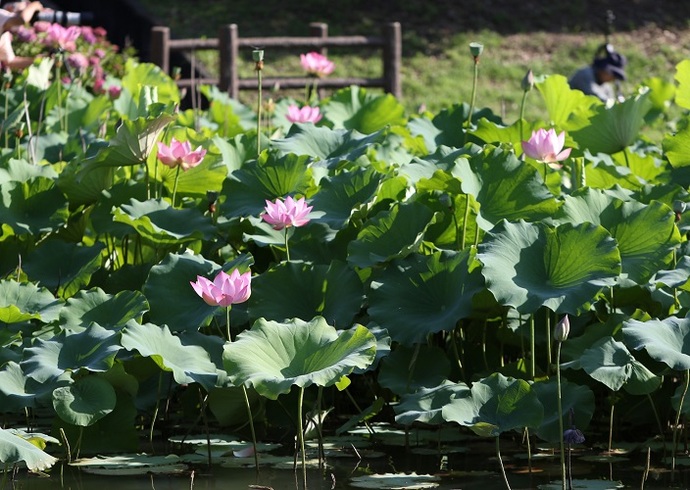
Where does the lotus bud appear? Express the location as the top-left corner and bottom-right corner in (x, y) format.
(469, 42), (483, 58)
(521, 69), (534, 92)
(171, 66), (181, 81)
(563, 427), (585, 445)
(554, 315), (570, 342)
(438, 193), (452, 209)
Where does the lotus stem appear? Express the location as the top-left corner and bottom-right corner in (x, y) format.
(241, 385), (260, 472)
(59, 427), (71, 464)
(149, 372), (163, 450)
(226, 306), (232, 342)
(622, 147), (630, 167)
(466, 56), (479, 130)
(461, 193), (470, 250)
(284, 228), (291, 262)
(171, 165), (181, 208)
(545, 311), (552, 375)
(672, 369), (690, 471)
(257, 70), (262, 156)
(556, 341), (566, 490)
(297, 385), (308, 489)
(646, 393), (666, 456)
(496, 436), (512, 490)
(608, 403), (614, 453)
(518, 89), (528, 143)
(530, 315), (535, 379)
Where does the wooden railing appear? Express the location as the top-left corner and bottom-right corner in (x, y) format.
(150, 22), (402, 99)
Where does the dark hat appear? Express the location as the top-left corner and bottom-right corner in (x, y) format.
(593, 51), (627, 81)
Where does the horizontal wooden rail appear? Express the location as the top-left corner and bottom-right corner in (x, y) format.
(150, 22), (402, 100)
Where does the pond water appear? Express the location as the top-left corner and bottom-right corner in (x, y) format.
(9, 437), (690, 490)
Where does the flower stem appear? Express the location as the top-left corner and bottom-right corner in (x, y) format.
(672, 370), (690, 471)
(297, 385), (307, 488)
(556, 341), (566, 490)
(171, 165), (181, 207)
(529, 315), (535, 379)
(496, 436), (512, 490)
(461, 193), (470, 250)
(256, 69), (263, 156)
(518, 89), (528, 142)
(241, 385), (259, 472)
(226, 306), (232, 342)
(466, 57), (479, 130)
(284, 228), (291, 262)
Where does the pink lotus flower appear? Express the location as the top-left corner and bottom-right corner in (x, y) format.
(44, 24), (80, 51)
(0, 32), (16, 63)
(286, 104), (322, 124)
(107, 85), (122, 100)
(522, 128), (572, 167)
(66, 52), (88, 72)
(262, 196), (313, 230)
(300, 52), (335, 77)
(157, 138), (206, 171)
(190, 269), (251, 308)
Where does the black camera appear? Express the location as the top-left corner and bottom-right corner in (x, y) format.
(32, 9), (94, 26)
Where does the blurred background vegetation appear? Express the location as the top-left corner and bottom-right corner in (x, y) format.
(137, 0), (690, 139)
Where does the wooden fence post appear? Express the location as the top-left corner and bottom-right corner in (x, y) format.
(309, 22), (328, 98)
(150, 26), (170, 74)
(219, 24), (239, 98)
(383, 22), (402, 99)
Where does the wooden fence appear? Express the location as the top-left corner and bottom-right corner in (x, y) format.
(150, 22), (402, 99)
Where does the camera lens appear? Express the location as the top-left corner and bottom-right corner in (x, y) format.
(33, 10), (94, 26)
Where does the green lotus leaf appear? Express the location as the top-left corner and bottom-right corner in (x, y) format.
(0, 178), (68, 236)
(347, 202), (435, 269)
(394, 380), (470, 426)
(368, 251), (483, 345)
(674, 59), (690, 111)
(454, 145), (560, 230)
(441, 372), (543, 435)
(0, 280), (62, 324)
(212, 133), (258, 174)
(378, 344), (450, 396)
(22, 324), (122, 383)
(248, 260), (363, 327)
(642, 76), (675, 121)
(471, 117), (540, 149)
(536, 74), (599, 128)
(271, 124), (387, 170)
(571, 89), (652, 155)
(116, 60), (180, 117)
(477, 220), (621, 314)
(663, 118), (690, 169)
(89, 181), (146, 237)
(143, 253), (217, 332)
(121, 322), (218, 389)
(322, 86), (405, 134)
(200, 85), (255, 137)
(52, 376), (116, 427)
(623, 316), (690, 371)
(652, 256), (690, 288)
(113, 198), (215, 246)
(85, 113), (174, 171)
(583, 153), (646, 191)
(556, 189), (680, 283)
(532, 379), (595, 443)
(219, 151), (313, 218)
(56, 148), (115, 208)
(398, 145), (477, 186)
(578, 337), (640, 391)
(208, 386), (262, 427)
(58, 288), (149, 332)
(223, 317), (376, 399)
(0, 158), (57, 185)
(23, 240), (106, 298)
(308, 167), (382, 229)
(0, 427), (58, 471)
(0, 361), (70, 410)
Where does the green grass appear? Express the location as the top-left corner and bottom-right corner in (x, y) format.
(139, 0), (690, 137)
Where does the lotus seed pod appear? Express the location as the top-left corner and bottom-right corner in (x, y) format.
(554, 315), (570, 342)
(252, 49), (264, 62)
(469, 42), (484, 58)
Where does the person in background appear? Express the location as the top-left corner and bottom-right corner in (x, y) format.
(0, 2), (43, 70)
(568, 44), (627, 103)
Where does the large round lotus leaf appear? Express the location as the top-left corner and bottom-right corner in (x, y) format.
(532, 378), (594, 443)
(394, 380), (470, 426)
(59, 288), (149, 332)
(219, 151), (313, 219)
(322, 86), (405, 134)
(623, 316), (690, 371)
(378, 344), (450, 396)
(22, 324), (121, 383)
(556, 189), (680, 283)
(368, 251), (483, 345)
(674, 59), (690, 111)
(113, 198), (215, 246)
(536, 74), (599, 128)
(248, 260), (363, 327)
(578, 336), (660, 394)
(308, 167), (382, 229)
(52, 376), (116, 427)
(0, 427), (57, 471)
(271, 124), (387, 170)
(0, 361), (70, 410)
(454, 145), (560, 230)
(0, 178), (68, 236)
(477, 220), (620, 314)
(0, 280), (62, 324)
(571, 90), (652, 155)
(347, 201), (435, 269)
(223, 317), (376, 400)
(442, 372), (543, 436)
(120, 322), (219, 390)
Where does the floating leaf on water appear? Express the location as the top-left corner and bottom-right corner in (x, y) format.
(350, 472), (441, 489)
(539, 480), (623, 490)
(578, 455), (629, 463)
(70, 453), (186, 475)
